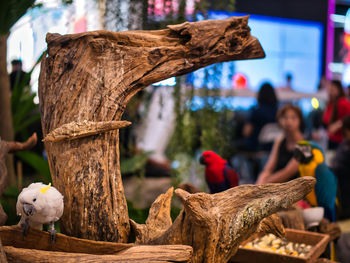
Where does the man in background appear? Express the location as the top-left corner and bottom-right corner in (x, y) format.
(9, 59), (30, 91)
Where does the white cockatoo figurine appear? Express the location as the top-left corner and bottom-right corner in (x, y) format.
(16, 182), (64, 242)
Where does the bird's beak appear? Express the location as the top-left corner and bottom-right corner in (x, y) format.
(199, 156), (206, 165)
(293, 145), (313, 164)
(23, 203), (36, 216)
(293, 147), (304, 163)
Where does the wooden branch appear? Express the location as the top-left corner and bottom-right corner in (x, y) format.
(255, 213), (285, 239)
(0, 225), (131, 254)
(0, 238), (7, 263)
(0, 133), (37, 194)
(177, 182), (202, 194)
(0, 133), (37, 226)
(0, 226), (191, 263)
(4, 245), (193, 263)
(130, 187), (174, 244)
(39, 16), (265, 242)
(7, 133), (37, 153)
(43, 121), (131, 142)
(0, 140), (9, 199)
(131, 177), (315, 263)
(278, 209), (305, 230)
(0, 207), (6, 227)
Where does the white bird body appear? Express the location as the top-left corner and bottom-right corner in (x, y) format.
(16, 182), (64, 231)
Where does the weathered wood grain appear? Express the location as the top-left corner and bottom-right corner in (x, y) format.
(43, 121), (131, 142)
(131, 177), (316, 263)
(4, 245), (193, 263)
(0, 238), (7, 263)
(38, 16), (265, 242)
(0, 133), (37, 226)
(0, 225), (131, 254)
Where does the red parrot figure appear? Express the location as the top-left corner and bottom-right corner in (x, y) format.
(199, 151), (239, 194)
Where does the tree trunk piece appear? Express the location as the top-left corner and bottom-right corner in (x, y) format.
(0, 34), (15, 187)
(131, 177), (316, 263)
(38, 16), (265, 242)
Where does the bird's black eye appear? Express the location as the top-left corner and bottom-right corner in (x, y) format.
(33, 198), (37, 202)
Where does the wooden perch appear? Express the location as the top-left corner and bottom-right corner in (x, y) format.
(0, 225), (192, 263)
(0, 225), (132, 254)
(0, 133), (37, 226)
(131, 177), (315, 263)
(43, 120), (131, 142)
(4, 245), (193, 263)
(39, 16), (265, 242)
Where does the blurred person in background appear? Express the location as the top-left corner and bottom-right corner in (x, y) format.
(256, 104), (304, 184)
(9, 59), (30, 91)
(231, 82), (279, 184)
(323, 80), (350, 150)
(332, 115), (350, 220)
(241, 82), (278, 152)
(305, 77), (329, 151)
(278, 73), (294, 91)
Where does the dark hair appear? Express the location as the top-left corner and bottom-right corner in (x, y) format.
(286, 73), (292, 81)
(330, 80), (346, 123)
(11, 59), (22, 66)
(331, 80), (345, 98)
(257, 82), (278, 106)
(343, 115), (350, 132)
(277, 104), (304, 131)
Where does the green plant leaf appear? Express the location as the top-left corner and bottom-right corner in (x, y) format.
(0, 0), (35, 36)
(14, 114), (40, 134)
(11, 73), (31, 112)
(120, 152), (152, 174)
(13, 94), (36, 126)
(15, 151), (51, 182)
(2, 185), (20, 199)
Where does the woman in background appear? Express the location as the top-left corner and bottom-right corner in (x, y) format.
(242, 82), (278, 152)
(256, 104), (304, 184)
(323, 80), (350, 150)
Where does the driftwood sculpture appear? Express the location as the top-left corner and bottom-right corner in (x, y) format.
(36, 15), (317, 262)
(131, 178), (315, 262)
(38, 15), (265, 242)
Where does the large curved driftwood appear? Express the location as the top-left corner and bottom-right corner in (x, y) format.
(38, 16), (265, 242)
(131, 177), (316, 263)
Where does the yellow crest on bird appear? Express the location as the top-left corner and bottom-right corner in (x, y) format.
(40, 183), (51, 194)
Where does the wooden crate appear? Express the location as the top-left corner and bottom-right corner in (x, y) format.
(230, 228), (330, 263)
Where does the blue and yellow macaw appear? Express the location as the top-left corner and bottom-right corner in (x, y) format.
(294, 141), (337, 221)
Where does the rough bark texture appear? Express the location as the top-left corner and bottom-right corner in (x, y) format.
(4, 245), (193, 263)
(277, 209), (305, 230)
(38, 16), (265, 242)
(0, 34), (16, 187)
(0, 225), (192, 262)
(0, 238), (7, 263)
(0, 225), (132, 254)
(43, 120), (131, 142)
(0, 133), (37, 225)
(131, 177), (316, 263)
